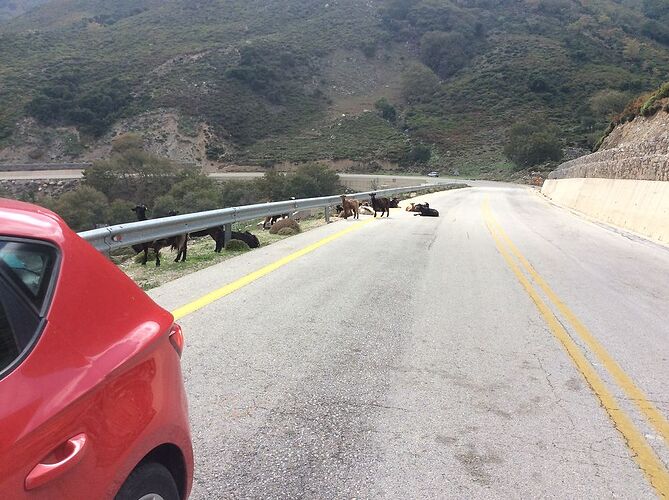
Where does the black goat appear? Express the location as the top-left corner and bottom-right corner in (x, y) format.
(414, 202), (440, 217)
(130, 205), (188, 266)
(191, 227), (260, 252)
(369, 193), (390, 218)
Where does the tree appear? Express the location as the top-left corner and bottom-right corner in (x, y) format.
(403, 144), (432, 165)
(155, 173), (223, 214)
(375, 98), (397, 122)
(504, 121), (563, 169)
(419, 31), (470, 78)
(589, 90), (629, 120)
(46, 186), (110, 231)
(83, 133), (178, 206)
(287, 164), (343, 198)
(107, 199), (135, 225)
(256, 164), (343, 201)
(26, 77), (131, 137)
(401, 63), (440, 104)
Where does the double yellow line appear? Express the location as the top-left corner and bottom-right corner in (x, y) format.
(172, 218), (375, 320)
(482, 200), (669, 495)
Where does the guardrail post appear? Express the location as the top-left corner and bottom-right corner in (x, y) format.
(324, 206), (331, 223)
(224, 223), (232, 247)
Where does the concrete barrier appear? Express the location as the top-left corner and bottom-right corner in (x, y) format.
(542, 178), (669, 244)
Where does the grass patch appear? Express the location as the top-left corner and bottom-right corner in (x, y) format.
(117, 216), (326, 290)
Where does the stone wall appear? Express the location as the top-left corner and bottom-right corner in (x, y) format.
(0, 179), (81, 200)
(548, 108), (669, 181)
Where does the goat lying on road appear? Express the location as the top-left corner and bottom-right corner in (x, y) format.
(413, 202), (440, 217)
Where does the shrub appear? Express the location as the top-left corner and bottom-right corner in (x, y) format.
(225, 239), (251, 252)
(401, 63), (440, 104)
(269, 218), (301, 234)
(589, 89), (630, 120)
(26, 76), (131, 137)
(640, 82), (669, 116)
(504, 121), (563, 169)
(276, 227), (298, 236)
(402, 144), (432, 165)
(43, 186), (110, 231)
(107, 199), (135, 225)
(420, 31), (470, 78)
(83, 134), (179, 206)
(375, 98), (397, 122)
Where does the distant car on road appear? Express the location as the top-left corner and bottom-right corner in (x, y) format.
(427, 171), (439, 177)
(0, 199), (193, 500)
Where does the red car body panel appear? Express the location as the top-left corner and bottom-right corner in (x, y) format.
(0, 199), (193, 499)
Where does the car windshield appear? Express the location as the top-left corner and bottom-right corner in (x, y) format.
(0, 240), (56, 309)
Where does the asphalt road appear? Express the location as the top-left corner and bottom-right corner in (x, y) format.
(149, 184), (669, 498)
(0, 169), (498, 187)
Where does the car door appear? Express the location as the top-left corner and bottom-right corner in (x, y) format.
(0, 237), (98, 498)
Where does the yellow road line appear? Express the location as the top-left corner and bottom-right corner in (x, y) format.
(482, 202), (669, 496)
(172, 219), (374, 320)
(486, 203), (669, 445)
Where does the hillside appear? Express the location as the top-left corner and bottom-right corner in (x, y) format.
(550, 80), (669, 181)
(0, 0), (48, 21)
(1, 0), (669, 178)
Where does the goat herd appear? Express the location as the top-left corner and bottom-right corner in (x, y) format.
(338, 194), (440, 219)
(129, 193), (439, 267)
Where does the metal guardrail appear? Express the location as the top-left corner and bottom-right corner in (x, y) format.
(78, 184), (441, 252)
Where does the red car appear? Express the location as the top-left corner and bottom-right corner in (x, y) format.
(0, 199), (193, 499)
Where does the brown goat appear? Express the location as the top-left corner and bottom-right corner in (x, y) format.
(340, 195), (359, 220)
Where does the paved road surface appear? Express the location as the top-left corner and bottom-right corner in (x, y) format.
(0, 169), (496, 187)
(149, 184), (669, 498)
(0, 169), (84, 180)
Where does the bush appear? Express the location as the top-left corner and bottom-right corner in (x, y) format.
(589, 90), (630, 120)
(375, 98), (397, 122)
(83, 134), (179, 206)
(225, 239), (251, 252)
(256, 164), (343, 201)
(402, 144), (432, 165)
(401, 64), (440, 104)
(107, 199), (135, 225)
(26, 76), (131, 137)
(269, 218), (301, 234)
(43, 186), (110, 231)
(640, 82), (669, 116)
(419, 31), (470, 78)
(504, 121), (563, 169)
(276, 227), (298, 236)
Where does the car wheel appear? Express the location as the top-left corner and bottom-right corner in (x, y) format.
(115, 462), (180, 500)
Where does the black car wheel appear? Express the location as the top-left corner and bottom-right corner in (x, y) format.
(115, 462), (180, 500)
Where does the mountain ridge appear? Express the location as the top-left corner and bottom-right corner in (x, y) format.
(2, 0), (669, 178)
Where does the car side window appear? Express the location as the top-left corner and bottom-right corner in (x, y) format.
(0, 240), (56, 310)
(0, 239), (57, 377)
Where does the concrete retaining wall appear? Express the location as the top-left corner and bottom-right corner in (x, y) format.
(542, 178), (669, 244)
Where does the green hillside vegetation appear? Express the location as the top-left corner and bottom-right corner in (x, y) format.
(2, 0), (669, 176)
(594, 80), (669, 149)
(0, 0), (49, 21)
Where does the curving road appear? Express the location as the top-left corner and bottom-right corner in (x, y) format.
(148, 184), (669, 498)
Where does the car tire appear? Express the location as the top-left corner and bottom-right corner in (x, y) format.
(115, 462), (180, 500)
